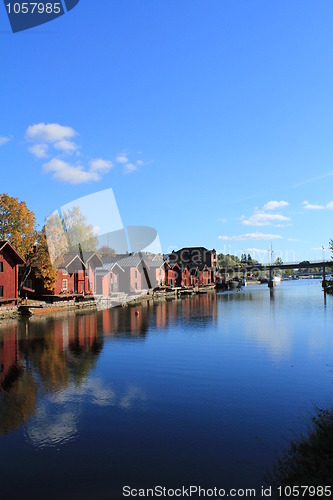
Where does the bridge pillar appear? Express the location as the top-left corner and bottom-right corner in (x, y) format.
(268, 268), (274, 288)
(322, 265), (326, 288)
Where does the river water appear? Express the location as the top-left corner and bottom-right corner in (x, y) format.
(0, 280), (332, 499)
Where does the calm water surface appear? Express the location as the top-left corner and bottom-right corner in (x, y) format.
(0, 280), (332, 499)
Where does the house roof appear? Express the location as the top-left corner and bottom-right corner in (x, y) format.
(0, 241), (25, 265)
(96, 262), (125, 276)
(57, 251), (103, 270)
(117, 255), (150, 269)
(58, 253), (86, 271)
(147, 260), (168, 269)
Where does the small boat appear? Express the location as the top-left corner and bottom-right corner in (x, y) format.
(229, 279), (242, 290)
(274, 276), (282, 285)
(323, 280), (333, 294)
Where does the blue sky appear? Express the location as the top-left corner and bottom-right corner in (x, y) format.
(1, 0), (333, 262)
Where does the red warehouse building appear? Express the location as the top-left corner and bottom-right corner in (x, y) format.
(0, 241), (25, 306)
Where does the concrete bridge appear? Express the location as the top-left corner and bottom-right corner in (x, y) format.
(218, 260), (333, 288)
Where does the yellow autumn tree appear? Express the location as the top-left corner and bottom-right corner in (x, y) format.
(28, 229), (58, 292)
(0, 193), (37, 257)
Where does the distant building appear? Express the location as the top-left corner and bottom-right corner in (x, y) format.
(168, 247), (217, 285)
(0, 241), (25, 306)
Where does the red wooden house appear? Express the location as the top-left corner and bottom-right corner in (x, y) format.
(117, 255), (151, 293)
(146, 259), (168, 288)
(27, 251), (102, 298)
(95, 262), (125, 296)
(165, 263), (181, 287)
(0, 241), (25, 306)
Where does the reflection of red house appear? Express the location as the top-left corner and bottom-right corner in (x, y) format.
(0, 241), (25, 306)
(0, 327), (19, 386)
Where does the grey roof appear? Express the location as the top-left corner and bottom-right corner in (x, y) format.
(117, 255), (150, 268)
(96, 262), (125, 275)
(147, 260), (168, 269)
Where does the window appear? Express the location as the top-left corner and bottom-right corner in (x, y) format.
(114, 275), (118, 285)
(62, 279), (68, 290)
(135, 283), (138, 289)
(62, 269), (68, 275)
(0, 286), (3, 297)
(135, 270), (138, 278)
(81, 283), (84, 291)
(0, 262), (3, 272)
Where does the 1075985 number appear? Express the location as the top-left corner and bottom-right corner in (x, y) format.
(6, 3), (62, 14)
(277, 485), (332, 497)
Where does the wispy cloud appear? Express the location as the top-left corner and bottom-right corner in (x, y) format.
(288, 238), (299, 242)
(218, 233), (282, 241)
(116, 154), (128, 164)
(0, 136), (10, 146)
(28, 144), (48, 158)
(123, 162), (138, 174)
(295, 171), (333, 187)
(219, 218), (227, 223)
(54, 139), (78, 153)
(241, 213), (290, 226)
(302, 200), (333, 210)
(241, 200), (291, 227)
(89, 158), (113, 173)
(116, 152), (143, 174)
(263, 200), (289, 211)
(43, 158), (110, 184)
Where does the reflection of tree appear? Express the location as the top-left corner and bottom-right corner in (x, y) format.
(0, 368), (37, 435)
(29, 336), (70, 392)
(67, 317), (104, 385)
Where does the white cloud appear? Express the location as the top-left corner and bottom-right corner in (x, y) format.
(219, 218), (227, 223)
(89, 158), (113, 173)
(0, 136), (10, 146)
(218, 233), (282, 241)
(263, 200), (289, 211)
(246, 247), (271, 256)
(26, 122), (76, 143)
(136, 160), (144, 166)
(54, 140), (78, 153)
(43, 159), (101, 184)
(241, 213), (291, 226)
(123, 163), (138, 174)
(303, 201), (325, 210)
(29, 144), (49, 158)
(116, 154), (128, 164)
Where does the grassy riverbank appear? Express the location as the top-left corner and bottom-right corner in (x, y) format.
(270, 407), (333, 493)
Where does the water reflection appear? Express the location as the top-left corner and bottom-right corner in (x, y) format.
(0, 294), (218, 438)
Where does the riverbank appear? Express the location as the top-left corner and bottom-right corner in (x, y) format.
(0, 285), (217, 321)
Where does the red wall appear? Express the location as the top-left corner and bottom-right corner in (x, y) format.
(0, 249), (18, 303)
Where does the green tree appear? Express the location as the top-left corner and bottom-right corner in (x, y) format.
(275, 257), (283, 265)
